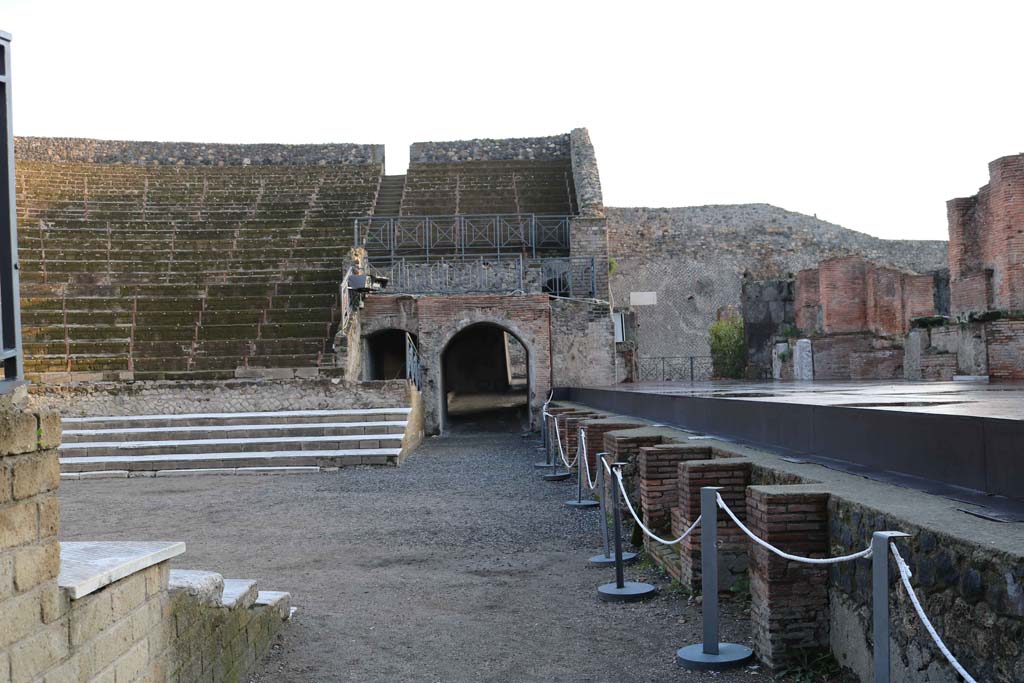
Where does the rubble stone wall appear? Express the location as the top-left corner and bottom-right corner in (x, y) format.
(15, 136), (384, 166)
(409, 134), (570, 163)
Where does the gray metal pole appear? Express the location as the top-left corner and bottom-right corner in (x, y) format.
(872, 531), (910, 683)
(701, 486), (720, 655)
(676, 487), (752, 670)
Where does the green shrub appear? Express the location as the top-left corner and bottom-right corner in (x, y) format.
(709, 314), (746, 379)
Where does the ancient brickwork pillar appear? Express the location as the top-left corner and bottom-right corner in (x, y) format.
(746, 485), (830, 670)
(579, 419), (645, 479)
(674, 458), (752, 591)
(601, 430), (665, 504)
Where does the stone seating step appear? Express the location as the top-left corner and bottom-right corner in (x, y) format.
(61, 419), (408, 443)
(255, 591), (293, 621)
(63, 407), (411, 429)
(59, 433), (404, 458)
(220, 579), (259, 609)
(168, 569), (225, 606)
(58, 448), (402, 472)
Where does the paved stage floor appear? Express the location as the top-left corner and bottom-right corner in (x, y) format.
(608, 379), (1024, 421)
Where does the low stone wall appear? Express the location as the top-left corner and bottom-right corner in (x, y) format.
(409, 134), (570, 163)
(14, 136), (384, 166)
(28, 377), (410, 417)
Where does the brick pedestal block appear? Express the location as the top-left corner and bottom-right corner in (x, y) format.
(579, 418), (646, 479)
(675, 458), (752, 592)
(601, 429), (666, 506)
(747, 485), (830, 670)
(559, 412), (600, 467)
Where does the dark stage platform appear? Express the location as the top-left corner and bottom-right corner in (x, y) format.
(558, 380), (1024, 518)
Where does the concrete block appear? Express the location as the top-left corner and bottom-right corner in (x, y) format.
(0, 589), (44, 649)
(38, 498), (59, 538)
(794, 338), (813, 380)
(113, 639), (148, 683)
(0, 412), (41, 456)
(9, 623), (69, 683)
(0, 501), (39, 549)
(14, 538), (61, 591)
(36, 411), (62, 450)
(12, 452), (60, 500)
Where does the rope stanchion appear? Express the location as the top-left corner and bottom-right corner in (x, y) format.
(613, 468), (701, 546)
(534, 392), (554, 469)
(676, 487), (754, 670)
(716, 493), (872, 565)
(541, 411), (572, 482)
(890, 543), (978, 683)
(589, 453), (637, 566)
(597, 462), (656, 602)
(566, 428), (599, 509)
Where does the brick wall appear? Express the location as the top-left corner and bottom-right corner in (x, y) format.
(948, 154), (1024, 317)
(747, 486), (830, 670)
(674, 459), (751, 591)
(986, 319), (1024, 379)
(602, 429), (666, 510)
(794, 268), (821, 334)
(820, 257), (868, 333)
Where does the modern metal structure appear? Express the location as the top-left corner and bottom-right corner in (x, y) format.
(354, 214), (571, 258)
(0, 31), (22, 381)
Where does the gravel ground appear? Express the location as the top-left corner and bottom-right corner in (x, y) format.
(58, 424), (766, 683)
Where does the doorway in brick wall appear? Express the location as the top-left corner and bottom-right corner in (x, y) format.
(440, 322), (530, 432)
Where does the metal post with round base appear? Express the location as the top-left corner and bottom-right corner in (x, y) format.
(590, 454), (638, 565)
(535, 411), (554, 468)
(565, 440), (600, 509)
(598, 463), (655, 603)
(543, 447), (572, 482)
(676, 487), (753, 671)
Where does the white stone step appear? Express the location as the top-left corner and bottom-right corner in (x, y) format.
(169, 569), (225, 606)
(152, 466), (322, 477)
(63, 407), (412, 424)
(59, 433), (403, 452)
(62, 420), (407, 437)
(220, 579), (259, 609)
(255, 590), (293, 620)
(59, 448), (401, 467)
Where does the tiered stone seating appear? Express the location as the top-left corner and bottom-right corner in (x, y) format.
(400, 160), (576, 216)
(16, 161), (381, 380)
(58, 406), (411, 474)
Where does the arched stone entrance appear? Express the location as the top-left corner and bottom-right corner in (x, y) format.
(439, 323), (530, 431)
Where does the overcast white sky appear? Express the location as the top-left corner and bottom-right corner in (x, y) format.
(3, 0), (1022, 240)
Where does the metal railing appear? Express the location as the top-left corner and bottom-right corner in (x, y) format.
(354, 214), (571, 258)
(405, 332), (422, 390)
(366, 254), (597, 298)
(637, 356), (714, 382)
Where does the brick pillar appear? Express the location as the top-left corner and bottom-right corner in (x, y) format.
(675, 458), (752, 592)
(638, 445), (715, 580)
(747, 485), (830, 669)
(579, 418), (645, 480)
(602, 429), (664, 505)
(560, 412), (599, 465)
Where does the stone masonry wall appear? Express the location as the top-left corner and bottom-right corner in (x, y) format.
(568, 128), (604, 218)
(0, 400), (63, 683)
(28, 378), (410, 417)
(947, 154), (1024, 318)
(14, 136), (384, 166)
(550, 298), (615, 388)
(408, 134), (570, 164)
(607, 205), (947, 358)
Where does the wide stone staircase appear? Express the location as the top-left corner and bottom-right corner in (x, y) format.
(373, 174), (405, 216)
(58, 406), (410, 477)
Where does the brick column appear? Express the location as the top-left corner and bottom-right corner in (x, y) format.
(559, 412), (600, 465)
(675, 458), (751, 592)
(602, 429), (665, 505)
(746, 485), (830, 669)
(579, 418), (645, 479)
(638, 445), (715, 579)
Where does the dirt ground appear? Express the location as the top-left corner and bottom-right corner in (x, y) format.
(58, 423), (767, 683)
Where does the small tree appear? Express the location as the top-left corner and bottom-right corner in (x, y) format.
(708, 314), (746, 379)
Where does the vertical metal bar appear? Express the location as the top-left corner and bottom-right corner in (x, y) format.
(662, 358), (667, 382)
(612, 465), (626, 589)
(518, 254), (524, 291)
(690, 356), (695, 383)
(576, 441), (585, 504)
(701, 486), (721, 655)
(531, 215), (537, 258)
(872, 531), (909, 683)
(590, 257), (596, 298)
(599, 459), (610, 558)
(0, 35), (21, 379)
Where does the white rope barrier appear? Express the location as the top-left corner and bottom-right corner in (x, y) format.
(716, 493), (872, 565)
(614, 469), (702, 546)
(891, 544), (978, 683)
(577, 428), (606, 491)
(544, 411), (578, 469)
